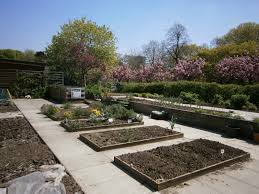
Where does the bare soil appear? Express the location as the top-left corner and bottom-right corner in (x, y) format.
(77, 119), (130, 128)
(82, 126), (177, 147)
(0, 117), (83, 194)
(0, 102), (19, 113)
(118, 139), (247, 182)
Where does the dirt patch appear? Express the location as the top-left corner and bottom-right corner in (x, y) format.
(83, 126), (178, 147)
(117, 139), (248, 182)
(76, 119), (129, 127)
(0, 117), (83, 194)
(0, 102), (19, 113)
(63, 118), (143, 132)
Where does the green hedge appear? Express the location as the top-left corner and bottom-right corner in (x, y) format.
(119, 81), (259, 106)
(10, 73), (47, 98)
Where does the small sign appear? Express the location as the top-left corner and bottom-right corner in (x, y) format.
(220, 149), (225, 155)
(71, 88), (82, 99)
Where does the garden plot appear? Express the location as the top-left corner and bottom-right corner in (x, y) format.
(61, 118), (143, 132)
(114, 139), (250, 191)
(0, 117), (83, 194)
(0, 101), (18, 113)
(79, 125), (183, 151)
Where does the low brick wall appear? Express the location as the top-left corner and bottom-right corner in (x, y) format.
(129, 101), (254, 139)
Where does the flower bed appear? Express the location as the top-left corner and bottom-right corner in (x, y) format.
(41, 103), (91, 121)
(0, 117), (83, 194)
(79, 125), (183, 151)
(129, 100), (254, 139)
(61, 119), (144, 132)
(114, 139), (250, 191)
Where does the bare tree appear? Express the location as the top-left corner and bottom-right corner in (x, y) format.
(142, 40), (160, 65)
(166, 23), (190, 65)
(142, 40), (169, 66)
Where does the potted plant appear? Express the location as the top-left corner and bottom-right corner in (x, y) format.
(253, 118), (259, 143)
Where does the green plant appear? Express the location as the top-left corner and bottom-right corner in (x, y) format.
(62, 103), (72, 110)
(85, 84), (103, 99)
(41, 104), (59, 116)
(230, 94), (250, 109)
(119, 81), (259, 107)
(212, 94), (224, 105)
(73, 107), (90, 118)
(243, 102), (257, 111)
(66, 120), (81, 131)
(89, 101), (104, 110)
(169, 116), (177, 129)
(104, 104), (136, 120)
(179, 92), (200, 104)
(10, 73), (47, 98)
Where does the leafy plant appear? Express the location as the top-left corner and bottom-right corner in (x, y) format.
(212, 94), (224, 105)
(66, 120), (81, 131)
(104, 104), (136, 120)
(41, 104), (59, 116)
(169, 116), (177, 129)
(230, 94), (250, 109)
(62, 103), (73, 110)
(73, 107), (86, 118)
(179, 92), (200, 104)
(10, 73), (47, 98)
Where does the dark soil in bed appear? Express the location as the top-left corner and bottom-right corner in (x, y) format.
(0, 117), (83, 194)
(82, 126), (178, 147)
(75, 119), (129, 127)
(0, 102), (19, 113)
(117, 139), (248, 181)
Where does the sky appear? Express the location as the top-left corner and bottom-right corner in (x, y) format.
(1, 0), (259, 54)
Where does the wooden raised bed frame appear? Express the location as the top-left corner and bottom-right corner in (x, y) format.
(79, 128), (184, 151)
(114, 152), (250, 191)
(61, 120), (144, 132)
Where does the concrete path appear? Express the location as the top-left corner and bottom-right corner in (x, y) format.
(14, 99), (259, 194)
(113, 96), (259, 121)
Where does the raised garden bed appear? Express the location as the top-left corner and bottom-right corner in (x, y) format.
(79, 125), (183, 151)
(61, 119), (144, 132)
(129, 101), (255, 139)
(0, 117), (83, 194)
(114, 139), (250, 191)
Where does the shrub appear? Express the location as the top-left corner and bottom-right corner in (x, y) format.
(41, 104), (59, 116)
(104, 104), (136, 120)
(85, 84), (103, 99)
(10, 73), (47, 98)
(73, 107), (90, 118)
(89, 102), (104, 110)
(230, 94), (250, 109)
(120, 81), (259, 106)
(212, 94), (224, 105)
(179, 92), (199, 104)
(224, 100), (231, 108)
(62, 103), (72, 110)
(243, 102), (257, 111)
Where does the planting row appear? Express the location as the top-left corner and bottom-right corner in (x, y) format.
(41, 102), (144, 132)
(0, 117), (83, 193)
